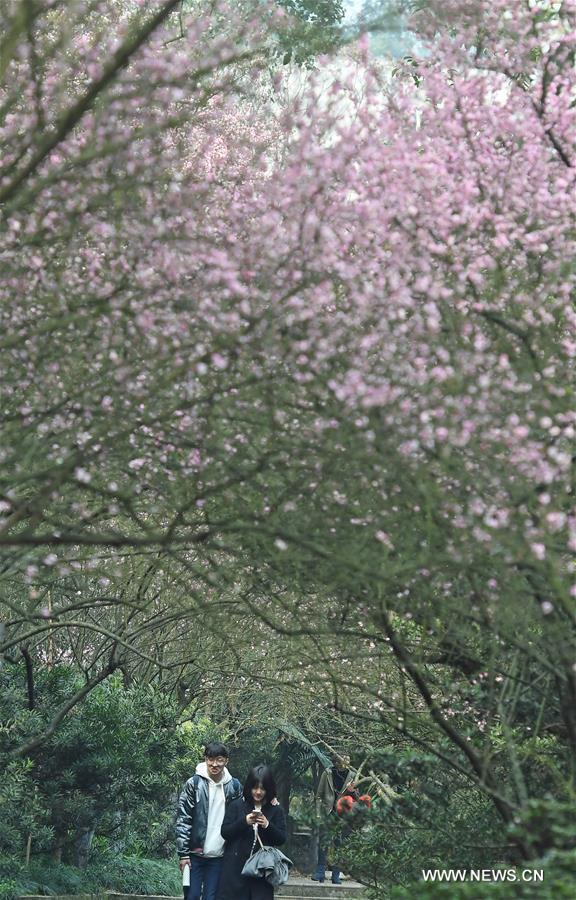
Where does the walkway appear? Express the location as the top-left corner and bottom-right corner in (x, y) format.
(277, 874), (368, 898)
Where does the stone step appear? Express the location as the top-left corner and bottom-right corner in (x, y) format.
(21, 884), (368, 900)
(276, 877), (367, 898)
(277, 892), (365, 899)
(277, 894), (366, 899)
(274, 885), (365, 900)
(277, 894), (365, 899)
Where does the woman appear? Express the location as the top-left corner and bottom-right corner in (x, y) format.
(216, 764), (287, 900)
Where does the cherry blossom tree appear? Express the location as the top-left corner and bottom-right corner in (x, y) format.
(0, 0), (575, 858)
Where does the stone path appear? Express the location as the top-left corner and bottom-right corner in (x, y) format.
(21, 879), (370, 900)
(277, 874), (368, 898)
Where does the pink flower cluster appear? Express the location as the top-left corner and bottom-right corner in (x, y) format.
(0, 0), (573, 612)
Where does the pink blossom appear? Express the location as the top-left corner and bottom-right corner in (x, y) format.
(530, 543), (547, 561)
(375, 531), (394, 550)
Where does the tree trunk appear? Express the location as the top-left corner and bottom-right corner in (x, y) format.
(276, 767), (292, 816)
(74, 825), (96, 869)
(51, 833), (64, 863)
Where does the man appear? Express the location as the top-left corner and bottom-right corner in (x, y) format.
(312, 754), (357, 885)
(176, 742), (242, 900)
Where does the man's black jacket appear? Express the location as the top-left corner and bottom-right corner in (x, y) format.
(176, 770), (242, 857)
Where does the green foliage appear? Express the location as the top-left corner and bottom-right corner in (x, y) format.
(509, 799), (576, 858)
(387, 853), (576, 900)
(343, 789), (503, 886)
(0, 758), (52, 858)
(278, 0), (345, 25)
(33, 674), (186, 861)
(277, 722), (332, 772)
(275, 0), (345, 64)
(340, 788), (576, 899)
(0, 852), (181, 899)
(338, 770), (505, 889)
(0, 885), (16, 900)
(183, 0), (346, 65)
(0, 663), (204, 864)
(177, 716), (231, 772)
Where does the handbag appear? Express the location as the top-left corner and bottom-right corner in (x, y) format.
(241, 829), (293, 887)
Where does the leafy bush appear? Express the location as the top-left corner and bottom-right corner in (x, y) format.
(387, 852), (576, 900)
(0, 759), (53, 858)
(0, 883), (17, 900)
(335, 747), (506, 893)
(0, 853), (181, 899)
(0, 664), (211, 866)
(357, 797), (576, 899)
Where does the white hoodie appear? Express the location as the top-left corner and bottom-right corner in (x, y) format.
(195, 761), (233, 857)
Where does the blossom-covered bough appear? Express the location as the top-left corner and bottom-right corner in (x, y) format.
(0, 0), (575, 852)
(0, 0), (285, 745)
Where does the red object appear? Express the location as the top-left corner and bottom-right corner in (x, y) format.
(358, 794), (372, 808)
(336, 795), (354, 815)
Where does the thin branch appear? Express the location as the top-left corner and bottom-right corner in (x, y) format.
(0, 0), (182, 205)
(373, 601), (517, 824)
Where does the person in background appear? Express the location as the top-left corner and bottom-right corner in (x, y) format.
(216, 764), (287, 900)
(176, 742), (242, 900)
(312, 754), (357, 885)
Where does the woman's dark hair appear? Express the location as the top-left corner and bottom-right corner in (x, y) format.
(243, 764), (277, 805)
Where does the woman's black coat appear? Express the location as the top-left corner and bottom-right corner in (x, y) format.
(216, 797), (287, 900)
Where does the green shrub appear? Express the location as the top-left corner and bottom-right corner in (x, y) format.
(0, 882), (17, 900)
(387, 854), (576, 900)
(0, 665), (215, 866)
(336, 753), (505, 894)
(365, 830), (576, 898)
(0, 853), (181, 898)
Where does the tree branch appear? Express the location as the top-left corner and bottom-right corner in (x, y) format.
(20, 644), (35, 710)
(9, 653), (119, 758)
(0, 0), (182, 205)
